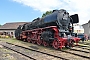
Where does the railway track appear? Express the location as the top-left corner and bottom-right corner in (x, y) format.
(0, 40), (90, 60)
(0, 41), (68, 60)
(38, 46), (90, 60)
(60, 49), (90, 59)
(76, 45), (90, 50)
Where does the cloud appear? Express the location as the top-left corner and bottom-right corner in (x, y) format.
(12, 0), (90, 24)
(13, 0), (61, 12)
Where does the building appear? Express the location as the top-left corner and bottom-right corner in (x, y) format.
(82, 20), (90, 37)
(73, 24), (84, 34)
(0, 22), (28, 38)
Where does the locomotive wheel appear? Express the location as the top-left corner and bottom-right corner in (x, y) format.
(19, 36), (22, 40)
(65, 43), (68, 48)
(27, 39), (31, 42)
(37, 35), (42, 45)
(31, 40), (36, 44)
(43, 41), (48, 47)
(65, 40), (75, 48)
(23, 38), (26, 42)
(52, 40), (59, 49)
(27, 37), (31, 42)
(69, 40), (75, 47)
(37, 39), (42, 45)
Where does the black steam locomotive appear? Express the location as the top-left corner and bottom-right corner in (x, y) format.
(15, 9), (80, 49)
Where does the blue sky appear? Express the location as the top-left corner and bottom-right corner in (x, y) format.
(0, 0), (42, 25)
(0, 0), (90, 25)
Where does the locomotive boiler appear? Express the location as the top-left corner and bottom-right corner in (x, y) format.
(15, 9), (80, 49)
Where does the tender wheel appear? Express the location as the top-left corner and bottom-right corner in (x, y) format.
(27, 37), (31, 42)
(23, 38), (26, 42)
(52, 40), (59, 49)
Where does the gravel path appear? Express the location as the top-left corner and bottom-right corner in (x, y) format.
(0, 39), (90, 60)
(0, 45), (32, 60)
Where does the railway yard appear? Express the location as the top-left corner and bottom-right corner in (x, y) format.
(0, 38), (90, 60)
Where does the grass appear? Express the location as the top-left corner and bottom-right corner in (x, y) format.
(0, 38), (41, 49)
(0, 38), (28, 47)
(0, 38), (90, 49)
(78, 40), (90, 49)
(0, 46), (16, 60)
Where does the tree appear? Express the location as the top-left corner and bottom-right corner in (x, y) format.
(0, 25), (1, 26)
(42, 11), (53, 17)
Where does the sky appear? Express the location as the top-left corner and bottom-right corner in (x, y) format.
(0, 0), (90, 25)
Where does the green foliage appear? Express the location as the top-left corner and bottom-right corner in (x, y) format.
(42, 11), (53, 17)
(0, 25), (1, 26)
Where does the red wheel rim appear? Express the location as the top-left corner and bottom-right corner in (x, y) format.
(27, 39), (31, 42)
(37, 35), (42, 45)
(37, 39), (42, 45)
(27, 37), (31, 42)
(31, 41), (36, 44)
(52, 40), (59, 49)
(23, 39), (26, 42)
(43, 41), (48, 46)
(70, 40), (75, 47)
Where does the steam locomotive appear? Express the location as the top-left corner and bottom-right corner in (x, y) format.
(15, 9), (80, 49)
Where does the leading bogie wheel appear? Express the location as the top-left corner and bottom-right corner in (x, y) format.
(70, 40), (75, 47)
